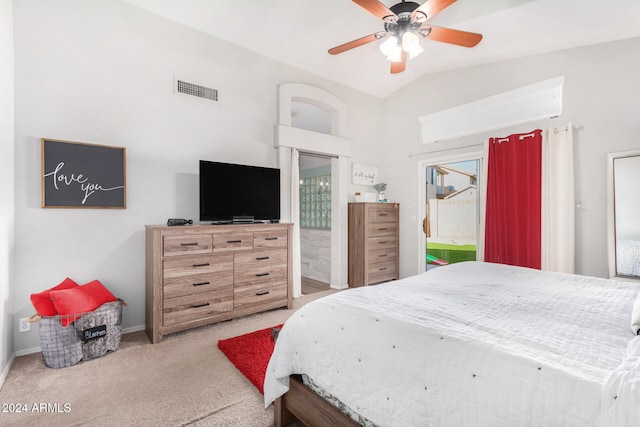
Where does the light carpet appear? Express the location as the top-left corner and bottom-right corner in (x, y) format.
(0, 289), (336, 427)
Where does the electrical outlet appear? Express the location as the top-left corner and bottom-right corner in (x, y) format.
(19, 318), (30, 332)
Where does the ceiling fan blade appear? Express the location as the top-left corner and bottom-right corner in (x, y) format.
(423, 25), (482, 47)
(390, 50), (407, 74)
(413, 0), (457, 21)
(328, 32), (384, 55)
(352, 0), (396, 21)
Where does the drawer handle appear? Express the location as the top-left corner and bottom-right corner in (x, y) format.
(378, 228), (388, 231)
(379, 254), (388, 258)
(379, 241), (388, 244)
(227, 240), (242, 244)
(379, 267), (388, 271)
(256, 273), (270, 277)
(181, 242), (198, 246)
(191, 302), (210, 308)
(379, 213), (388, 216)
(256, 256), (270, 260)
(256, 290), (270, 296)
(265, 237), (278, 241)
(192, 281), (210, 287)
(192, 263), (210, 267)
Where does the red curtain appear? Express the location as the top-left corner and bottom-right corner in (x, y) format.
(485, 130), (542, 269)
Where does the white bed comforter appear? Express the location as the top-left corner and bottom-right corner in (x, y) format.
(264, 261), (640, 427)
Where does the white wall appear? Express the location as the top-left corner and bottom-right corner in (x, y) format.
(382, 36), (640, 280)
(0, 0), (15, 376)
(12, 0), (384, 353)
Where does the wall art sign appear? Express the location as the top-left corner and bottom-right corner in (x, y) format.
(41, 138), (126, 208)
(351, 162), (378, 185)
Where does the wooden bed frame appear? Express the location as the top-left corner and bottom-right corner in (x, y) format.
(274, 375), (359, 427)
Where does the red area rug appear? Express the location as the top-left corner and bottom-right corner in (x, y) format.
(218, 324), (282, 394)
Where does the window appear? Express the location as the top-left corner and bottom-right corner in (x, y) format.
(425, 160), (480, 269)
(300, 169), (331, 229)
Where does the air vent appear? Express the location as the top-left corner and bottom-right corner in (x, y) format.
(175, 78), (219, 103)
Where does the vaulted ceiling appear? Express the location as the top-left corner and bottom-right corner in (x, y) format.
(122, 0), (640, 98)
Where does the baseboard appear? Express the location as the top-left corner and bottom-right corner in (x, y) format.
(0, 352), (16, 390)
(122, 324), (145, 334)
(15, 346), (41, 356)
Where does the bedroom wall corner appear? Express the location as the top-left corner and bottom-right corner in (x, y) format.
(0, 0), (16, 383)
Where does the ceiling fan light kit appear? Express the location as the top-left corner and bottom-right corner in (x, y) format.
(329, 0), (482, 74)
(379, 33), (424, 62)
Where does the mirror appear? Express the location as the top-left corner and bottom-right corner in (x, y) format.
(607, 150), (640, 278)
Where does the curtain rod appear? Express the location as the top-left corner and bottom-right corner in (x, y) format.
(408, 143), (483, 158)
(409, 122), (581, 158)
(299, 151), (337, 160)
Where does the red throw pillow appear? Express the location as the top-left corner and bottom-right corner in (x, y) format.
(30, 278), (79, 316)
(50, 280), (117, 327)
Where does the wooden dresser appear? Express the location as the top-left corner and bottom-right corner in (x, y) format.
(348, 203), (399, 287)
(145, 223), (293, 343)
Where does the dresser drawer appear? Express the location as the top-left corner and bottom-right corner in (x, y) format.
(234, 263), (288, 287)
(163, 272), (233, 299)
(368, 260), (397, 283)
(233, 281), (288, 309)
(367, 222), (397, 237)
(367, 235), (397, 251)
(163, 254), (233, 280)
(163, 234), (212, 257)
(234, 248), (287, 270)
(254, 231), (288, 248)
(163, 289), (233, 326)
(368, 248), (397, 265)
(367, 206), (397, 223)
(213, 232), (253, 252)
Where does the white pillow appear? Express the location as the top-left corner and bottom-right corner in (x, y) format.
(633, 292), (640, 335)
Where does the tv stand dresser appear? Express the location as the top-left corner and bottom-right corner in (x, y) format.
(145, 223), (293, 343)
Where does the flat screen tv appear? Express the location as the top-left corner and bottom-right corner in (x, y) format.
(199, 160), (281, 223)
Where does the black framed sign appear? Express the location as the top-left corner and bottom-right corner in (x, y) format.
(41, 138), (126, 208)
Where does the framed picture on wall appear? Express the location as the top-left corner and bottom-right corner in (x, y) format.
(352, 162), (378, 185)
(41, 138), (126, 209)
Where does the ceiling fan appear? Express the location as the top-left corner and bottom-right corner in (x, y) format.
(328, 0), (483, 74)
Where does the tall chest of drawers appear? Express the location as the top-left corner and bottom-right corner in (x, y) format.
(145, 223), (293, 343)
(348, 203), (399, 287)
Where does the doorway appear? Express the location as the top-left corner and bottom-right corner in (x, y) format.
(276, 83), (352, 297)
(299, 152), (332, 294)
(423, 157), (482, 270)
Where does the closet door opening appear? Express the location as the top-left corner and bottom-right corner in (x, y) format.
(299, 153), (332, 294)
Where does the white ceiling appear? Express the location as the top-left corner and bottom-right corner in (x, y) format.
(122, 0), (640, 98)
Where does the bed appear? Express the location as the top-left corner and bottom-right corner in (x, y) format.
(264, 261), (640, 426)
